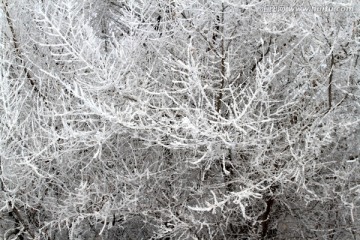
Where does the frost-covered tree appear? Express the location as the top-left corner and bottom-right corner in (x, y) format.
(1, 0), (359, 239)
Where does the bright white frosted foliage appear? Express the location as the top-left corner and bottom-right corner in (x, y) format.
(0, 0), (359, 239)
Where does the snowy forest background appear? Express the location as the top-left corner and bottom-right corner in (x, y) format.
(1, 0), (360, 239)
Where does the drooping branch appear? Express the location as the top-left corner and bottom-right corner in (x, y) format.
(2, 0), (46, 102)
